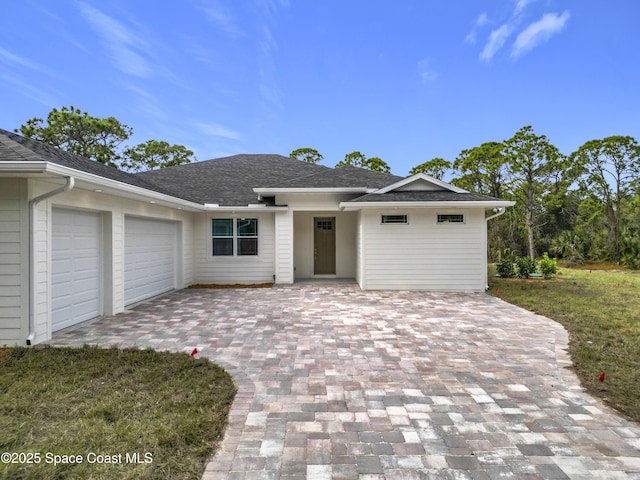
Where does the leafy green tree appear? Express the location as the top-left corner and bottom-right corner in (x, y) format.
(409, 157), (451, 179)
(571, 136), (640, 261)
(451, 142), (516, 259)
(290, 147), (323, 164)
(336, 151), (367, 168)
(503, 126), (564, 260)
(452, 142), (508, 198)
(121, 140), (194, 172)
(363, 156), (391, 174)
(16, 106), (195, 171)
(336, 151), (391, 173)
(16, 106), (132, 168)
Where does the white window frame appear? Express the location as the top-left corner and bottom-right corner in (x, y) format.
(212, 218), (259, 256)
(381, 214), (409, 224)
(437, 213), (465, 224)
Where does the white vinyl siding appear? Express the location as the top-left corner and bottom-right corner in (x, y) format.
(360, 209), (485, 291)
(194, 212), (276, 284)
(124, 217), (177, 305)
(0, 179), (28, 345)
(19, 180), (195, 345)
(52, 208), (102, 331)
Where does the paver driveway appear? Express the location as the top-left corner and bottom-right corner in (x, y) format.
(51, 283), (640, 479)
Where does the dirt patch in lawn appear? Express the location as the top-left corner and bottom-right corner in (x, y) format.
(187, 283), (273, 289)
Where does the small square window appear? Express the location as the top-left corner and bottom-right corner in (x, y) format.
(437, 214), (464, 223)
(381, 214), (408, 224)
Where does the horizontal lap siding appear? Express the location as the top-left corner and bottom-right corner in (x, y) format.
(362, 209), (485, 291)
(0, 179), (27, 345)
(194, 213), (276, 284)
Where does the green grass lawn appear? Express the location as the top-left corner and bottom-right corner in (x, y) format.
(488, 266), (640, 422)
(0, 346), (236, 480)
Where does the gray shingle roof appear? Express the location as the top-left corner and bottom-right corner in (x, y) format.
(136, 155), (403, 205)
(348, 191), (506, 203)
(0, 128), (185, 199)
(262, 165), (403, 189)
(136, 154), (330, 205)
(1, 128), (510, 207)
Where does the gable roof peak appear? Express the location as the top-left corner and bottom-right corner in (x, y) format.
(375, 173), (468, 194)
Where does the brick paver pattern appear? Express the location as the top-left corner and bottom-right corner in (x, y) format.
(51, 283), (640, 479)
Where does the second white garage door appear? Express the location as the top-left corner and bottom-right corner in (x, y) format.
(124, 217), (177, 306)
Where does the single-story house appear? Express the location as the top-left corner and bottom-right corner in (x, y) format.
(0, 128), (514, 346)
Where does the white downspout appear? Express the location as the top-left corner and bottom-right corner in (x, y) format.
(27, 176), (75, 345)
(485, 208), (506, 290)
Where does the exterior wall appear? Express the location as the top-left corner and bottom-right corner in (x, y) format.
(359, 208), (486, 291)
(274, 210), (294, 283)
(293, 211), (357, 279)
(355, 210), (363, 286)
(194, 212), (276, 284)
(0, 179), (29, 346)
(28, 179), (195, 344)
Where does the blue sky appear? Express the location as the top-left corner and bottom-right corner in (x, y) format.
(1, 1), (638, 175)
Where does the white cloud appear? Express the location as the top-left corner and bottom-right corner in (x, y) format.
(0, 72), (56, 106)
(464, 13), (489, 45)
(514, 0), (536, 16)
(511, 11), (570, 59)
(0, 47), (43, 71)
(417, 58), (438, 82)
(78, 2), (153, 78)
(196, 0), (244, 37)
(480, 24), (513, 62)
(194, 122), (243, 140)
(476, 12), (489, 27)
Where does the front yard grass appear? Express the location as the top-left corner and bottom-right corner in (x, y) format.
(0, 346), (236, 480)
(489, 267), (640, 422)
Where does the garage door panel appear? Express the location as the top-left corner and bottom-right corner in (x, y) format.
(52, 209), (101, 332)
(124, 217), (177, 306)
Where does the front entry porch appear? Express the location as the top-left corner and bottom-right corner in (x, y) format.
(293, 211), (357, 280)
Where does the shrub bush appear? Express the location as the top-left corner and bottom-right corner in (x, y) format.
(515, 256), (537, 278)
(538, 252), (558, 279)
(496, 258), (516, 278)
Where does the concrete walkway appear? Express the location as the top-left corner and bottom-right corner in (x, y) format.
(51, 283), (640, 479)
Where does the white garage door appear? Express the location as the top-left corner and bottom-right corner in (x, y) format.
(52, 208), (101, 332)
(125, 217), (177, 305)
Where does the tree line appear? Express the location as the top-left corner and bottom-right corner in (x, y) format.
(292, 126), (640, 268)
(15, 106), (195, 172)
(15, 108), (639, 267)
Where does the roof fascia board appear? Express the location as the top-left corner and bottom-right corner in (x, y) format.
(374, 173), (468, 194)
(0, 161), (48, 174)
(36, 162), (205, 210)
(204, 204), (289, 212)
(339, 200), (516, 210)
(253, 187), (371, 194)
